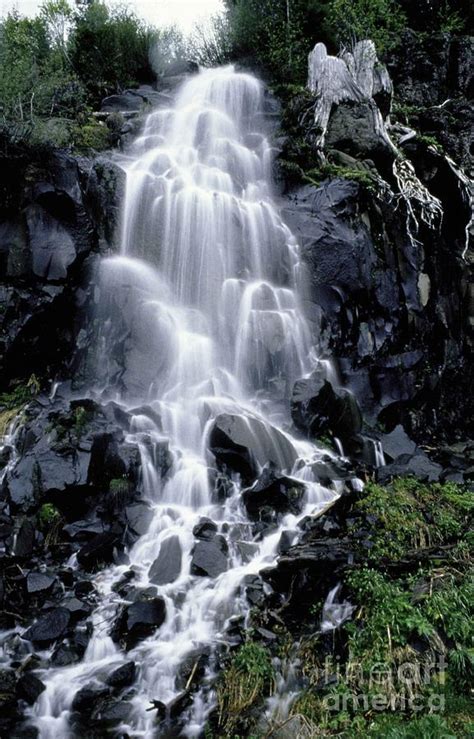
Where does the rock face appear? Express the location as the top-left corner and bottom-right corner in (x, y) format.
(386, 31), (473, 168)
(0, 147), (124, 387)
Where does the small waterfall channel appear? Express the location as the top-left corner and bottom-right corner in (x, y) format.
(31, 66), (353, 737)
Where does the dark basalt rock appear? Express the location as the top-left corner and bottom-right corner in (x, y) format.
(77, 532), (119, 571)
(106, 661), (136, 689)
(191, 536), (228, 578)
(210, 413), (297, 483)
(148, 535), (182, 585)
(112, 597), (166, 649)
(192, 518), (217, 540)
(26, 572), (56, 596)
(23, 607), (70, 645)
(242, 464), (306, 521)
(376, 452), (443, 484)
(326, 100), (395, 173)
(16, 674), (46, 705)
(71, 684), (110, 715)
(380, 424), (417, 462)
(291, 373), (362, 441)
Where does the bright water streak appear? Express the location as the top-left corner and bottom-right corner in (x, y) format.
(32, 66), (340, 738)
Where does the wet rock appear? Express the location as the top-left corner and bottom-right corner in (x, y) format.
(242, 464), (306, 521)
(92, 697), (131, 725)
(176, 648), (210, 691)
(13, 519), (36, 557)
(50, 643), (80, 667)
(16, 673), (46, 705)
(191, 536), (228, 578)
(106, 661), (136, 689)
(168, 690), (192, 720)
(23, 607), (70, 645)
(235, 540), (258, 563)
(112, 597), (166, 649)
(376, 452), (442, 484)
(380, 424), (417, 461)
(0, 669), (18, 712)
(71, 684), (110, 715)
(148, 535), (182, 586)
(76, 532), (119, 571)
(192, 518), (217, 540)
(291, 373), (362, 440)
(26, 572), (56, 596)
(210, 413), (297, 482)
(61, 596), (92, 621)
(125, 502), (154, 537)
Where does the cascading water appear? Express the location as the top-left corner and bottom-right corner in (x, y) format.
(31, 66), (345, 738)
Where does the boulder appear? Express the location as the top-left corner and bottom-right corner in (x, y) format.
(210, 413), (297, 482)
(242, 465), (306, 521)
(16, 673), (46, 705)
(77, 532), (119, 571)
(326, 100), (394, 170)
(106, 661), (136, 689)
(380, 424), (417, 461)
(26, 572), (56, 596)
(148, 535), (182, 585)
(291, 374), (362, 440)
(376, 452), (442, 484)
(112, 598), (166, 649)
(192, 518), (217, 540)
(191, 536), (228, 578)
(71, 684), (110, 716)
(23, 608), (70, 645)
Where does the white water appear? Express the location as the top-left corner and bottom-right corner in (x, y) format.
(32, 66), (345, 738)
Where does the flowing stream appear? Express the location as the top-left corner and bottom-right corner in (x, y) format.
(32, 66), (345, 738)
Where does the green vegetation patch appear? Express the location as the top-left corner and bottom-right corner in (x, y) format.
(349, 478), (473, 562)
(216, 641), (275, 734)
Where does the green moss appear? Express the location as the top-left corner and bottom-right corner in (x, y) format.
(305, 163), (378, 192)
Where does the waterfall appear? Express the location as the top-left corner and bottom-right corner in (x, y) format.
(31, 66), (343, 738)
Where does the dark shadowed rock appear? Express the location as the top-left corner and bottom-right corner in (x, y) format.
(23, 608), (70, 645)
(292, 374), (362, 440)
(148, 535), (182, 585)
(77, 532), (119, 571)
(192, 518), (217, 540)
(242, 464), (306, 521)
(16, 673), (46, 705)
(112, 598), (166, 649)
(106, 661), (136, 689)
(71, 684), (110, 715)
(191, 536), (228, 578)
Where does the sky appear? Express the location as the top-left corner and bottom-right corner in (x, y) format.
(0, 0), (224, 32)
